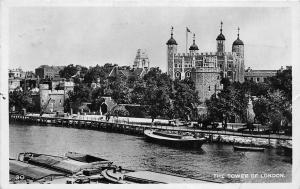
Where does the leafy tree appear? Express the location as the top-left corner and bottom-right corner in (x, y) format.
(172, 79), (199, 121)
(59, 64), (78, 79)
(9, 88), (38, 112)
(253, 90), (290, 133)
(144, 85), (172, 121)
(131, 80), (147, 104)
(268, 67), (292, 102)
(66, 83), (92, 113)
(206, 85), (248, 127)
(84, 63), (115, 84)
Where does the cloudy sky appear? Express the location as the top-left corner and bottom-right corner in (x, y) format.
(9, 7), (291, 71)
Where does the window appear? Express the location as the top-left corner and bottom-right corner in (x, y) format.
(175, 64), (177, 68)
(186, 72), (191, 78)
(257, 78), (260, 82)
(175, 72), (181, 79)
(208, 86), (210, 91)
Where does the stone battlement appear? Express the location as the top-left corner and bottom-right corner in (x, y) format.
(49, 90), (64, 95)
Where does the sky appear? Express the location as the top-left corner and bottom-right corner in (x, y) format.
(9, 7), (292, 72)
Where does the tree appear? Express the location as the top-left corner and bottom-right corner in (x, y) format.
(172, 79), (199, 121)
(268, 67), (292, 102)
(206, 85), (248, 127)
(144, 85), (172, 121)
(253, 90), (290, 133)
(66, 84), (92, 113)
(59, 64), (78, 79)
(9, 88), (38, 112)
(131, 80), (147, 104)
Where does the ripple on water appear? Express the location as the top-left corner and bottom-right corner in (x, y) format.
(9, 123), (292, 183)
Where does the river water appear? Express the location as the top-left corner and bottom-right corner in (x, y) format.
(9, 122), (292, 183)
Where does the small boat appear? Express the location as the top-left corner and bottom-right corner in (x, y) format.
(101, 167), (137, 184)
(233, 145), (265, 152)
(144, 129), (206, 148)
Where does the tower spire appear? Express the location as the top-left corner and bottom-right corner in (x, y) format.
(237, 27), (240, 39)
(220, 21), (223, 34)
(193, 33), (196, 44)
(171, 26), (174, 37)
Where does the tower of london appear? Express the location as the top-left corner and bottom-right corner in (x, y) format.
(166, 22), (245, 103)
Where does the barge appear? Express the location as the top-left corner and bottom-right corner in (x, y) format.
(144, 129), (206, 148)
(233, 145), (265, 152)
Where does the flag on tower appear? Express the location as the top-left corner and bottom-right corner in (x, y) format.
(186, 27), (191, 53)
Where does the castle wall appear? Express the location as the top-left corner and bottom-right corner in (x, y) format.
(48, 91), (65, 112)
(39, 83), (71, 113)
(191, 67), (221, 103)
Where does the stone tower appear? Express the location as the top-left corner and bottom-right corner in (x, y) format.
(232, 27), (245, 82)
(216, 21), (225, 54)
(166, 26), (178, 79)
(133, 49), (150, 69)
(39, 84), (50, 111)
(191, 62), (221, 103)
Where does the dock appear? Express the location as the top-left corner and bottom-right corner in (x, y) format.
(9, 114), (292, 142)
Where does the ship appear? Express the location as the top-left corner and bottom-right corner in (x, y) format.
(144, 129), (206, 148)
(233, 145), (265, 152)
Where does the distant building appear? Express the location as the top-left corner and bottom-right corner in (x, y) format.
(9, 78), (22, 92)
(108, 66), (148, 80)
(108, 50), (150, 80)
(9, 68), (26, 79)
(35, 65), (64, 79)
(39, 81), (74, 113)
(244, 67), (277, 83)
(9, 68), (36, 92)
(133, 49), (150, 69)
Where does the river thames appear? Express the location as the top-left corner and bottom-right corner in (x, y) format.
(9, 122), (292, 183)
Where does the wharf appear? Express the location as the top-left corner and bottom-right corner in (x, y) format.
(9, 114), (292, 142)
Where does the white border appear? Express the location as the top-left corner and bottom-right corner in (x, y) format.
(1, 1), (299, 189)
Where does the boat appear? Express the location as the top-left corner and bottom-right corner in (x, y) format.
(144, 129), (206, 148)
(18, 152), (112, 175)
(101, 167), (137, 184)
(102, 168), (221, 184)
(10, 159), (66, 183)
(65, 152), (112, 166)
(233, 145), (265, 152)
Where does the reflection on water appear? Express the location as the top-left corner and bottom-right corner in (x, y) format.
(9, 122), (292, 183)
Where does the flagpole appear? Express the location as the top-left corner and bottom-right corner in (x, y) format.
(186, 28), (188, 54)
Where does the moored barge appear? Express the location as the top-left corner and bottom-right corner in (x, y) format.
(144, 129), (206, 148)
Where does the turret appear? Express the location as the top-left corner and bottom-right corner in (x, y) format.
(232, 27), (245, 83)
(216, 21), (225, 54)
(167, 26), (178, 78)
(232, 27), (244, 58)
(189, 33), (199, 55)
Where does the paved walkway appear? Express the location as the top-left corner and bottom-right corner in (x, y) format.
(26, 113), (292, 141)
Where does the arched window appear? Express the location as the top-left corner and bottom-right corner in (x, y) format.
(175, 72), (181, 79)
(208, 86), (211, 91)
(185, 72), (191, 78)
